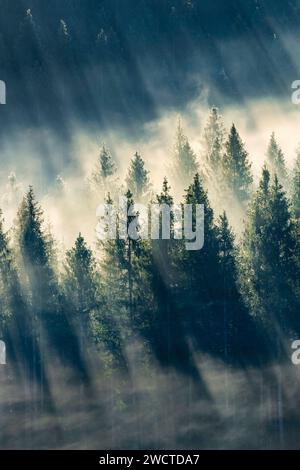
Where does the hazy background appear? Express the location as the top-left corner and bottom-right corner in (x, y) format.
(1, 1), (300, 245)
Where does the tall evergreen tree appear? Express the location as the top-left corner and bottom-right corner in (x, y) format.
(200, 107), (226, 205)
(100, 191), (140, 331)
(216, 212), (254, 361)
(147, 177), (181, 365)
(16, 187), (57, 302)
(266, 133), (288, 186)
(64, 234), (99, 346)
(202, 107), (225, 171)
(171, 120), (198, 190)
(0, 210), (58, 420)
(99, 145), (117, 179)
(222, 124), (253, 204)
(181, 173), (223, 355)
(15, 187), (73, 379)
(216, 212), (235, 359)
(0, 211), (31, 371)
(239, 167), (299, 338)
(64, 233), (123, 368)
(291, 146), (300, 217)
(90, 144), (117, 195)
(126, 152), (151, 202)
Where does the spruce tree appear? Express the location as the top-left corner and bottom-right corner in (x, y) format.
(266, 133), (288, 186)
(99, 190), (140, 337)
(126, 152), (151, 202)
(238, 165), (270, 320)
(222, 124), (253, 204)
(291, 147), (300, 217)
(16, 187), (57, 300)
(216, 212), (253, 360)
(0, 211), (31, 370)
(147, 177), (180, 365)
(171, 120), (198, 190)
(0, 211), (57, 418)
(202, 107), (225, 171)
(184, 173), (218, 288)
(64, 234), (99, 346)
(239, 168), (299, 338)
(99, 145), (117, 179)
(157, 177), (173, 212)
(15, 187), (69, 378)
(181, 173), (223, 355)
(90, 144), (117, 195)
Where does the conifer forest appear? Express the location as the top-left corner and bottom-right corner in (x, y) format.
(1, 0), (300, 451)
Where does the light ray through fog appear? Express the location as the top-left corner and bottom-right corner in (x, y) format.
(1, 0), (300, 451)
(2, 95), (300, 246)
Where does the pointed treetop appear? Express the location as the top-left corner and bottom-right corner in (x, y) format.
(259, 165), (271, 194)
(185, 173), (208, 204)
(222, 124), (253, 203)
(202, 106), (226, 170)
(157, 177), (173, 205)
(126, 152), (150, 201)
(99, 144), (116, 179)
(172, 120), (198, 188)
(217, 211), (235, 254)
(266, 132), (287, 182)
